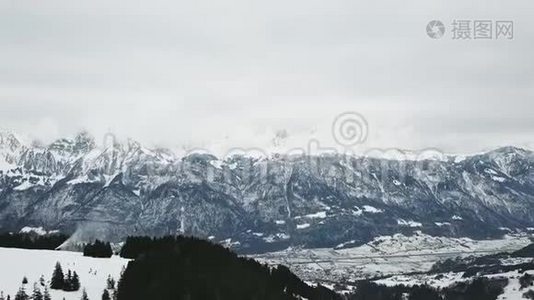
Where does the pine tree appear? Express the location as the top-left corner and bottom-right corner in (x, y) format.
(81, 288), (89, 300)
(83, 240), (113, 258)
(106, 276), (115, 290)
(31, 284), (43, 300)
(65, 270), (73, 291)
(43, 287), (51, 300)
(101, 289), (110, 300)
(39, 275), (45, 287)
(71, 271), (81, 291)
(50, 262), (65, 290)
(14, 287), (27, 300)
(0, 291), (4, 300)
(21, 277), (28, 285)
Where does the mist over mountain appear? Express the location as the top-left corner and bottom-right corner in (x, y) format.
(1, 130), (533, 253)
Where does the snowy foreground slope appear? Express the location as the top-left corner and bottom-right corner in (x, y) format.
(0, 247), (128, 300)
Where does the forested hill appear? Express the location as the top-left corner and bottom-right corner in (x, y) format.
(116, 236), (341, 300)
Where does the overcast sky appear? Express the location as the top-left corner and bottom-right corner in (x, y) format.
(1, 0), (533, 156)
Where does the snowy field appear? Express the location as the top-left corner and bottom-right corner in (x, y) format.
(0, 247), (129, 300)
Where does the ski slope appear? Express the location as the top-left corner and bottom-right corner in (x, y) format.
(0, 247), (128, 300)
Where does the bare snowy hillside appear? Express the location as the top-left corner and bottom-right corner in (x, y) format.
(0, 247), (128, 300)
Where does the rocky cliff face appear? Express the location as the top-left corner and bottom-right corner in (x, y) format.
(1, 131), (534, 253)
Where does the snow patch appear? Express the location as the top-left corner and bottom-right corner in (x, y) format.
(263, 233), (290, 243)
(352, 208), (363, 216)
(67, 175), (98, 185)
(19, 226), (48, 235)
(484, 168), (499, 175)
(0, 159), (15, 172)
(362, 205), (383, 214)
(397, 219), (422, 227)
(297, 223), (311, 230)
(304, 211), (327, 219)
(13, 181), (35, 191)
(492, 176), (506, 182)
(209, 160), (223, 169)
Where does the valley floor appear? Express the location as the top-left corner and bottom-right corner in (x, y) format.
(253, 232), (533, 285)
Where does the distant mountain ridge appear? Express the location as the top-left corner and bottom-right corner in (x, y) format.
(1, 130), (534, 253)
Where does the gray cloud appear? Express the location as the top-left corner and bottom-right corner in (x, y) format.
(0, 0), (533, 155)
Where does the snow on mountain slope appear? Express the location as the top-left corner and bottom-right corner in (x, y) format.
(0, 247), (128, 300)
(1, 131), (534, 253)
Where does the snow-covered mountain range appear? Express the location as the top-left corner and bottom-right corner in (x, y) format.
(1, 130), (534, 253)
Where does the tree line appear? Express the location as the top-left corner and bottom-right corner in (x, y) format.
(83, 240), (113, 258)
(0, 232), (68, 250)
(346, 277), (508, 300)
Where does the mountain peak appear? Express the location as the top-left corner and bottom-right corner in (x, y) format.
(482, 146), (532, 164)
(0, 130), (24, 151)
(490, 146), (530, 156)
(74, 131), (96, 153)
(127, 138), (142, 151)
(48, 131), (96, 156)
